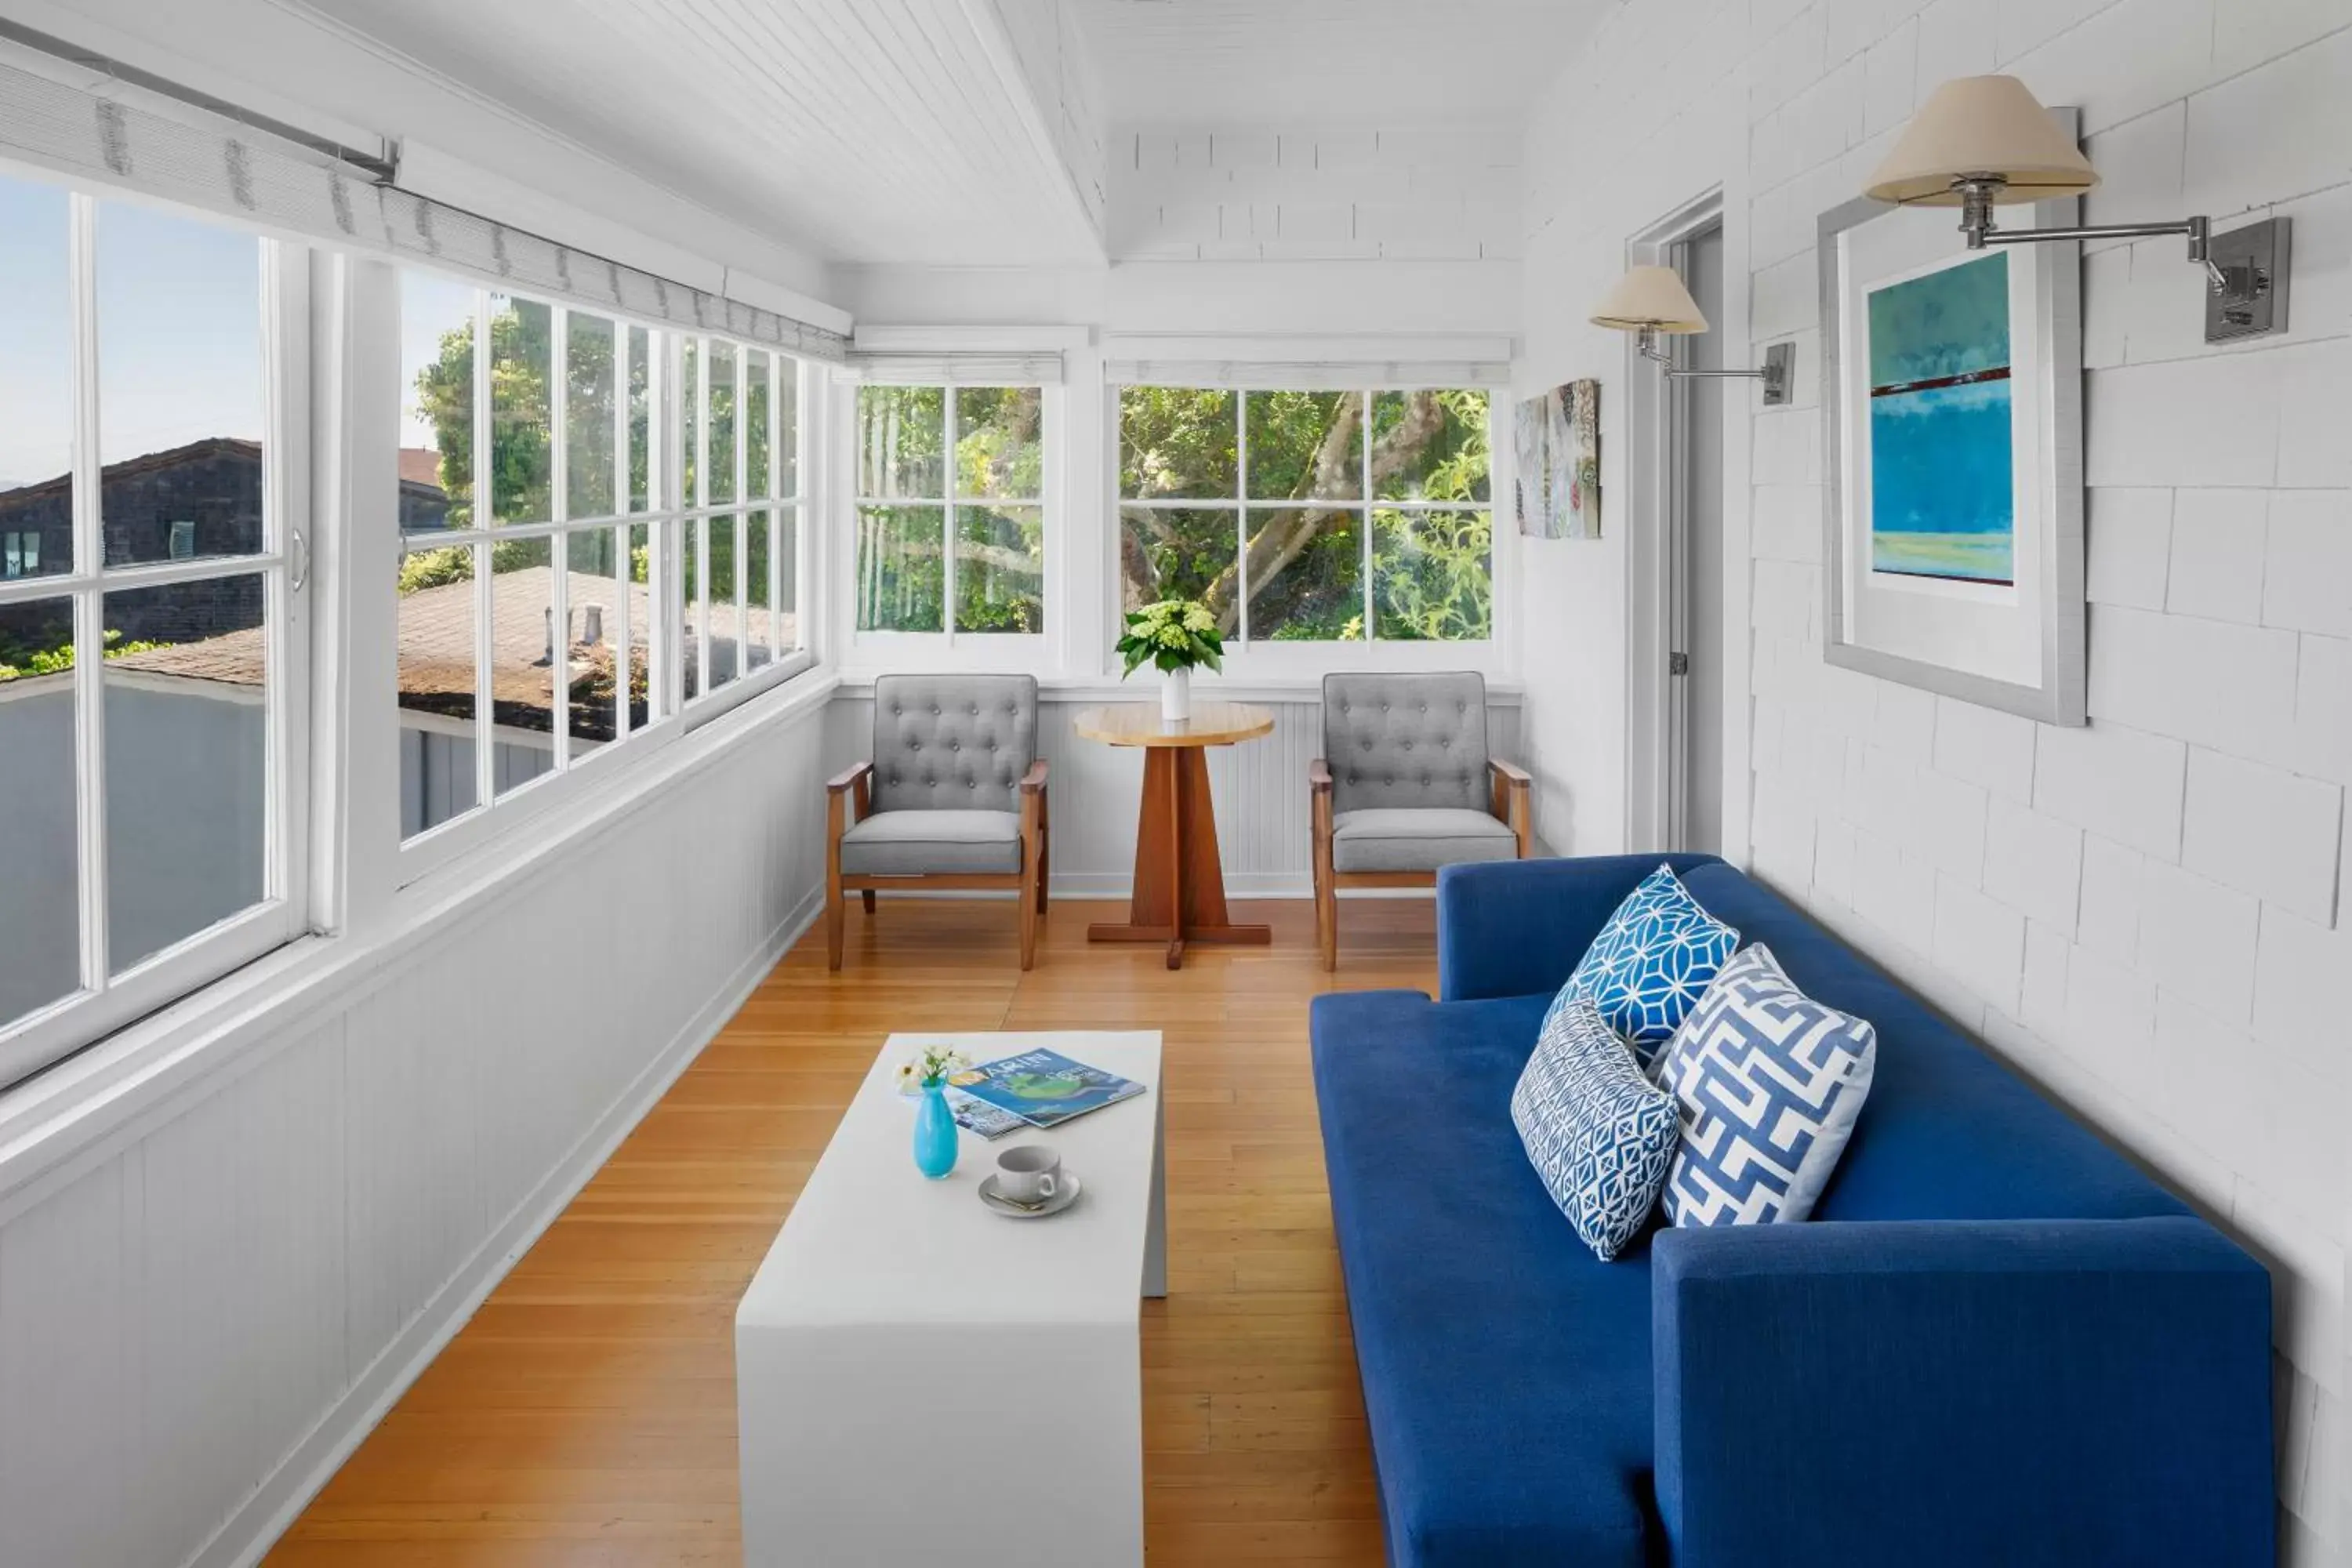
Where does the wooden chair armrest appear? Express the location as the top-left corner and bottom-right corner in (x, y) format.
(1019, 759), (1049, 793)
(827, 760), (873, 793)
(1489, 758), (1533, 786)
(1308, 757), (1333, 793)
(1490, 757), (1534, 857)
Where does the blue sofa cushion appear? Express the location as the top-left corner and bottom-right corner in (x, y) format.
(1553, 861), (1739, 1067)
(1312, 989), (1659, 1568)
(1657, 942), (1876, 1225)
(1511, 994), (1679, 1260)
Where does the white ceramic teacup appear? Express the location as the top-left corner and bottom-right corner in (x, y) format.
(996, 1145), (1062, 1205)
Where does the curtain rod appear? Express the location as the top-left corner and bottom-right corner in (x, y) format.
(0, 16), (399, 184)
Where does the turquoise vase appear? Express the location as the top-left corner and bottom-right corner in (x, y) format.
(913, 1081), (959, 1179)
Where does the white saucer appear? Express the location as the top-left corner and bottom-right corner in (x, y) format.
(978, 1171), (1083, 1218)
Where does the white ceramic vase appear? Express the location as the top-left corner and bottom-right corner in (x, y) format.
(1160, 666), (1192, 723)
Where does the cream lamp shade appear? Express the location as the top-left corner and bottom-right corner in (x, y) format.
(1866, 74), (2099, 205)
(1590, 265), (1708, 333)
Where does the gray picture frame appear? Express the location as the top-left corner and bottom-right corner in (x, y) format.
(1817, 110), (2088, 728)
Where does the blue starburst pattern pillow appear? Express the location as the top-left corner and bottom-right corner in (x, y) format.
(1511, 994), (1679, 1261)
(1549, 862), (1740, 1069)
(1660, 942), (1876, 1226)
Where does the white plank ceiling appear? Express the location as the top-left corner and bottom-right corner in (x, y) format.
(286, 0), (1109, 265)
(1073, 0), (1610, 126)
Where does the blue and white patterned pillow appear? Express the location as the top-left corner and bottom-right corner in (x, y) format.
(1551, 862), (1740, 1069)
(1659, 943), (1876, 1226)
(1511, 993), (1679, 1261)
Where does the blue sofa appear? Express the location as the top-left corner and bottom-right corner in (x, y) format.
(1310, 854), (2274, 1567)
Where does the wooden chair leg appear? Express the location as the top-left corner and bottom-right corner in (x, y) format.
(1035, 796), (1051, 916)
(1320, 880), (1338, 971)
(1018, 867), (1038, 972)
(861, 889), (876, 914)
(826, 876), (846, 971)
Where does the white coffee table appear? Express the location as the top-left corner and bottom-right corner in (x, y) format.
(735, 1030), (1166, 1567)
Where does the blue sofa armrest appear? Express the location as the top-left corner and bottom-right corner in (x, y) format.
(1435, 852), (1722, 1002)
(1653, 1217), (2274, 1567)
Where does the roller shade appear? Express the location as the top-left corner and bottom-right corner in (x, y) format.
(0, 49), (848, 360)
(840, 351), (1067, 385)
(1102, 332), (1514, 390)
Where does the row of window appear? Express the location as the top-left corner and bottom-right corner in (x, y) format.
(0, 159), (1502, 1087)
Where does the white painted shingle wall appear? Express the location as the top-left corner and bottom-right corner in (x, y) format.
(1519, 2), (2350, 1559)
(1106, 125), (1522, 261)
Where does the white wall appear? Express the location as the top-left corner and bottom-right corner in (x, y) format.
(0, 684), (832, 1568)
(1518, 2), (2350, 1559)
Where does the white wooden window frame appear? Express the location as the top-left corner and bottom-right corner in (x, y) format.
(840, 379), (1055, 673)
(1108, 382), (1515, 681)
(392, 278), (815, 887)
(0, 176), (311, 1090)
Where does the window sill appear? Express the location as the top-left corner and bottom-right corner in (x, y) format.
(0, 662), (840, 1207)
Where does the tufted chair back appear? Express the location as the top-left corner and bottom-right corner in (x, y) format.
(1321, 672), (1490, 815)
(869, 674), (1040, 815)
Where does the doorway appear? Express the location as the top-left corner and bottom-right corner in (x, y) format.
(1668, 225), (1726, 855)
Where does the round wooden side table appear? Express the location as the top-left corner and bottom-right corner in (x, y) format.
(1072, 700), (1276, 970)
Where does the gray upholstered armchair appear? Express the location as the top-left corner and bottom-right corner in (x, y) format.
(1310, 672), (1530, 968)
(826, 674), (1049, 971)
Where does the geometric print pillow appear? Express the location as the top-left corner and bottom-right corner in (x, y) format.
(1659, 943), (1876, 1226)
(1551, 862), (1740, 1071)
(1510, 993), (1680, 1261)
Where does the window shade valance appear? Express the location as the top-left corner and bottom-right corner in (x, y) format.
(1102, 332), (1515, 390)
(0, 50), (849, 360)
(840, 351), (1068, 385)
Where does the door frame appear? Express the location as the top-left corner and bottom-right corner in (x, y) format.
(1621, 188), (1753, 863)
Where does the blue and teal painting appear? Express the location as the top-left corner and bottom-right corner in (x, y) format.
(1867, 253), (2015, 586)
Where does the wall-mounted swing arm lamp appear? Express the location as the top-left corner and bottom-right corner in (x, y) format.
(1589, 265), (1794, 406)
(1867, 74), (2288, 343)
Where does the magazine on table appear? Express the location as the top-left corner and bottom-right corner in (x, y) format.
(897, 1084), (1034, 1140)
(948, 1048), (1147, 1131)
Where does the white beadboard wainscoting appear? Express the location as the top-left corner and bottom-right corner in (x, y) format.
(824, 684), (1529, 898)
(0, 679), (835, 1568)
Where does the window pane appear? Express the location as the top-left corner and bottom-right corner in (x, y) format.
(628, 326), (652, 512)
(955, 387), (1042, 501)
(565, 528), (621, 758)
(1244, 506), (1363, 641)
(681, 517), (704, 703)
(707, 341), (738, 505)
(746, 350), (771, 500)
(956, 506), (1044, 633)
(856, 505), (945, 632)
(776, 361), (800, 499)
(746, 509), (775, 670)
(0, 176), (74, 578)
(1118, 506), (1235, 617)
(776, 504), (800, 652)
(681, 339), (699, 505)
(626, 521), (653, 725)
(97, 201), (266, 565)
(400, 273), (474, 534)
(1119, 387), (1234, 500)
(489, 536), (555, 795)
(397, 543), (480, 838)
(857, 386), (943, 499)
(1245, 390), (1363, 502)
(0, 596), (81, 1025)
(102, 575), (268, 974)
(564, 311), (616, 520)
(706, 514), (740, 691)
(489, 296), (552, 525)
(1374, 509), (1493, 641)
(1374, 390), (1491, 503)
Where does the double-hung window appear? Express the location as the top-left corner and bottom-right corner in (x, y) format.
(0, 170), (307, 1086)
(394, 272), (811, 855)
(1116, 386), (1494, 646)
(853, 384), (1046, 639)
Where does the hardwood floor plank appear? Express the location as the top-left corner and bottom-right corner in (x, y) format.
(267, 897), (1434, 1566)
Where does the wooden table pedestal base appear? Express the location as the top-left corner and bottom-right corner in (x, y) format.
(1088, 746), (1271, 969)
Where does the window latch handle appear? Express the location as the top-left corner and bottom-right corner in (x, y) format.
(289, 528), (310, 592)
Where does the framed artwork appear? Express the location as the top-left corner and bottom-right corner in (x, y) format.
(1514, 379), (1599, 539)
(1818, 113), (2086, 726)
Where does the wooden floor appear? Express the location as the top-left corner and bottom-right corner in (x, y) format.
(267, 896), (1439, 1566)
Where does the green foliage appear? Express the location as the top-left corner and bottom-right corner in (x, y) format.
(1116, 598), (1225, 677)
(854, 387), (1044, 633)
(0, 627), (168, 681)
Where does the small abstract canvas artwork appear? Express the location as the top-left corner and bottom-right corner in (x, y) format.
(1514, 379), (1599, 539)
(1865, 253), (2015, 586)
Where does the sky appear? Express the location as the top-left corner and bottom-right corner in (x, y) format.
(0, 173), (263, 489)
